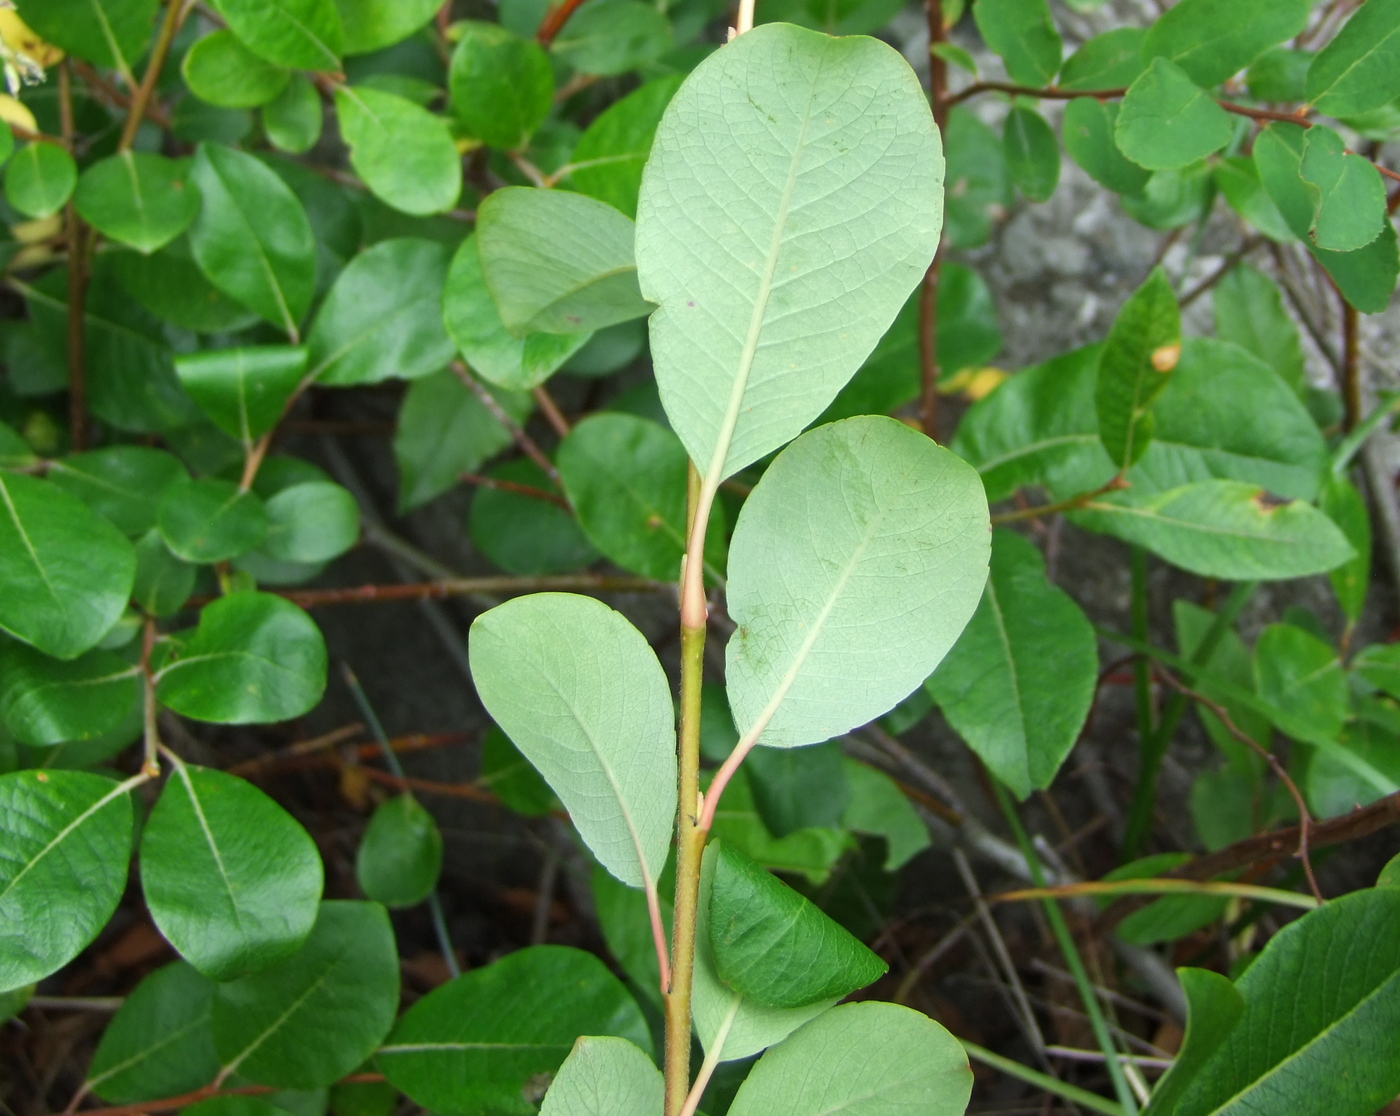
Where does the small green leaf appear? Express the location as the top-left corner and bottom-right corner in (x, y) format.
(86, 961), (219, 1103)
(14, 0), (158, 77)
(211, 901), (398, 1089)
(549, 0), (672, 76)
(1314, 220), (1400, 315)
(840, 759), (930, 871)
(706, 767), (852, 885)
(726, 417), (989, 749)
(132, 530), (197, 617)
(1353, 643), (1400, 701)
(175, 346), (308, 443)
(1061, 98), (1149, 195)
(1253, 123), (1317, 241)
(540, 1037), (662, 1116)
(971, 0), (1062, 87)
(1059, 27), (1147, 90)
(479, 726), (556, 816)
(333, 0), (441, 54)
(563, 75), (682, 218)
(927, 530), (1097, 799)
(1254, 622), (1347, 742)
(469, 459), (598, 575)
(1321, 474), (1371, 624)
(188, 142), (316, 337)
(1246, 46), (1312, 103)
(74, 153), (201, 255)
(155, 592), (328, 724)
(448, 22), (554, 151)
(355, 794), (443, 907)
(5, 143), (78, 219)
(310, 238), (456, 385)
(726, 1001), (973, 1116)
(47, 446), (189, 537)
(1299, 125), (1387, 252)
(158, 477), (268, 563)
(1121, 162), (1213, 230)
(708, 842), (886, 1009)
(260, 481), (359, 563)
(1174, 600), (1270, 775)
(1379, 853), (1400, 888)
(262, 76), (323, 154)
(943, 107), (1010, 249)
(214, 0), (343, 71)
(1215, 156), (1295, 243)
(1141, 0), (1308, 89)
(182, 30), (290, 108)
(0, 770), (134, 992)
(1140, 968), (1244, 1116)
(469, 593), (676, 889)
(1213, 264), (1305, 392)
(0, 643), (139, 747)
(1305, 0), (1400, 117)
(1094, 267), (1180, 469)
(1003, 104), (1059, 202)
(0, 472), (136, 661)
(377, 946), (651, 1115)
(140, 763), (322, 981)
(335, 87), (461, 217)
(1116, 57), (1234, 170)
(1303, 717), (1400, 817)
(744, 741), (848, 837)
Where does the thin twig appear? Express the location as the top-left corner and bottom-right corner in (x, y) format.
(1342, 301), (1361, 432)
(56, 1076), (384, 1116)
(532, 385), (571, 437)
(991, 475), (1129, 525)
(189, 574), (664, 609)
(1178, 238), (1262, 309)
(229, 730), (468, 777)
(943, 82), (1126, 107)
(118, 0), (188, 151)
(451, 361), (561, 484)
(59, 64), (87, 452)
(537, 0), (590, 44)
(460, 472), (571, 508)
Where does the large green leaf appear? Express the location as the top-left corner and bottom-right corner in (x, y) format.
(14, 0), (158, 77)
(0, 643), (139, 747)
(182, 30), (290, 108)
(188, 142), (316, 337)
(74, 153), (201, 255)
(1299, 125), (1386, 252)
(175, 346), (308, 443)
(140, 763), (323, 981)
(309, 238), (456, 385)
(726, 1002), (973, 1116)
(0, 473), (136, 661)
(211, 901), (398, 1088)
(926, 530), (1097, 799)
(725, 417), (989, 749)
(47, 446), (189, 537)
(1116, 58), (1233, 171)
(745, 741), (848, 837)
(1094, 267), (1180, 470)
(1141, 968), (1244, 1116)
(1213, 264), (1305, 392)
(6, 142), (78, 219)
(335, 87), (461, 217)
(971, 0), (1062, 87)
(155, 592), (327, 724)
(539, 1037), (662, 1116)
(1253, 623), (1347, 742)
(260, 481), (359, 563)
(564, 75), (682, 218)
(448, 22), (554, 151)
(1305, 0), (1400, 117)
(377, 946), (650, 1116)
(86, 961), (220, 1103)
(214, 0), (343, 70)
(1321, 474), (1370, 624)
(1141, 0), (1308, 88)
(355, 794), (442, 907)
(1167, 889), (1400, 1116)
(469, 593), (675, 889)
(635, 23), (942, 481)
(476, 188), (651, 336)
(158, 477), (268, 563)
(334, 0), (440, 54)
(1060, 27), (1148, 89)
(0, 770), (134, 992)
(708, 842), (886, 1009)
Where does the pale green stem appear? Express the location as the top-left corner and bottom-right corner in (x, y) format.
(680, 993), (740, 1116)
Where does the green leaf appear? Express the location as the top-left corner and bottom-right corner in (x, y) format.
(0, 472), (136, 661)
(377, 945), (650, 1116)
(1059, 27), (1147, 91)
(260, 481), (360, 563)
(1253, 622), (1347, 742)
(1094, 267), (1180, 469)
(1213, 264), (1305, 392)
(211, 901), (398, 1089)
(469, 593), (676, 889)
(1303, 717), (1400, 817)
(1116, 58), (1234, 171)
(355, 794), (443, 907)
(0, 643), (139, 747)
(839, 759), (930, 870)
(141, 763), (322, 981)
(0, 770), (134, 992)
(448, 22), (554, 151)
(726, 417), (989, 749)
(635, 23), (942, 480)
(926, 530), (1097, 799)
(155, 592), (327, 724)
(1299, 125), (1386, 252)
(188, 142), (316, 337)
(1167, 889), (1400, 1116)
(708, 841), (886, 1009)
(1314, 220), (1400, 315)
(47, 446), (189, 537)
(158, 477), (268, 563)
(334, 0), (440, 54)
(942, 106), (1010, 249)
(392, 366), (531, 511)
(74, 153), (200, 255)
(1122, 161), (1214, 230)
(1215, 156), (1295, 243)
(1174, 600), (1270, 775)
(727, 1001), (973, 1116)
(1003, 104), (1059, 202)
(477, 187), (651, 336)
(1380, 853), (1400, 888)
(479, 726), (556, 816)
(441, 235), (590, 391)
(1106, 854), (1227, 946)
(213, 0), (343, 71)
(14, 0), (158, 77)
(5, 143), (78, 219)
(335, 87), (461, 217)
(263, 76), (323, 154)
(469, 458), (598, 574)
(549, 0), (672, 76)
(1354, 643), (1400, 700)
(111, 239), (261, 334)
(175, 346), (308, 443)
(1254, 123), (1320, 241)
(539, 1037), (662, 1116)
(1061, 97), (1149, 195)
(1247, 46), (1312, 103)
(563, 75), (682, 218)
(557, 412), (724, 582)
(745, 741), (848, 837)
(86, 961), (219, 1103)
(1142, 0), (1308, 89)
(971, 0), (1062, 87)
(132, 530), (197, 618)
(1321, 474), (1370, 624)
(1141, 968), (1244, 1116)
(1306, 0), (1400, 117)
(182, 30), (290, 108)
(309, 238), (456, 384)
(1071, 480), (1354, 580)
(707, 766), (852, 885)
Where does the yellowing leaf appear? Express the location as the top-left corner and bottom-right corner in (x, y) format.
(0, 9), (62, 67)
(0, 92), (36, 133)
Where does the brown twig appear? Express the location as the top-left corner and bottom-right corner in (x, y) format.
(57, 1076), (384, 1116)
(1342, 301), (1361, 432)
(190, 574), (666, 610)
(1178, 237), (1262, 309)
(230, 730), (470, 777)
(118, 0), (187, 151)
(943, 82), (1126, 108)
(537, 0), (590, 45)
(451, 361), (562, 484)
(918, 0), (948, 441)
(359, 766), (501, 805)
(1217, 100), (1313, 126)
(532, 385), (571, 437)
(990, 475), (1129, 525)
(461, 472), (570, 508)
(59, 63), (87, 452)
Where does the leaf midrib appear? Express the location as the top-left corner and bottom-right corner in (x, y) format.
(0, 778), (132, 905)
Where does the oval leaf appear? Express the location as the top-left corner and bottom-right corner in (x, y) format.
(335, 87), (461, 216)
(260, 480), (360, 563)
(5, 142), (78, 219)
(74, 153), (201, 255)
(158, 476), (268, 563)
(355, 794), (443, 908)
(540, 1037), (662, 1116)
(214, 0), (343, 71)
(1094, 267), (1181, 470)
(47, 446), (189, 537)
(175, 345), (308, 443)
(447, 22), (553, 151)
(183, 29), (290, 108)
(0, 642), (140, 747)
